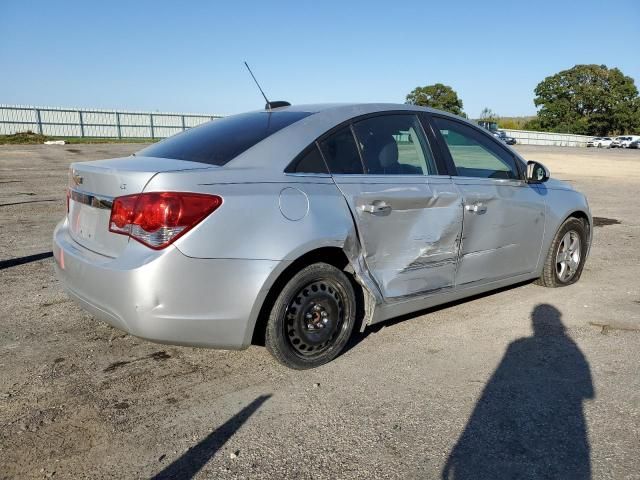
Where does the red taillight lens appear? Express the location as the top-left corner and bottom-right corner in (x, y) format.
(110, 195), (138, 231)
(109, 192), (222, 249)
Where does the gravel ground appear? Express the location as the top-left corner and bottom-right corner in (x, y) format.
(0, 144), (639, 479)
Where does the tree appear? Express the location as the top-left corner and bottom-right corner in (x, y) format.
(533, 64), (640, 136)
(406, 83), (465, 117)
(522, 117), (543, 132)
(479, 107), (498, 122)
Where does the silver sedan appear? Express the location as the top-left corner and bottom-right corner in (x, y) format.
(53, 104), (591, 369)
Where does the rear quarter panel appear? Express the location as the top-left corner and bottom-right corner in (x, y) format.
(143, 169), (357, 261)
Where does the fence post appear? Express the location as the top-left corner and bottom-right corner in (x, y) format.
(150, 113), (155, 139)
(116, 112), (122, 139)
(181, 115), (186, 132)
(78, 111), (85, 137)
(34, 108), (43, 135)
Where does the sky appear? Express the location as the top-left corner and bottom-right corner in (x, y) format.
(1, 0), (638, 118)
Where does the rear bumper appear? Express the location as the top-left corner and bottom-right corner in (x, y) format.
(53, 220), (284, 349)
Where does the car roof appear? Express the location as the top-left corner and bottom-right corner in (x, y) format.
(227, 102), (473, 170)
(273, 102), (424, 114)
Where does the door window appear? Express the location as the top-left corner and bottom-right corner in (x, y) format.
(434, 117), (518, 179)
(353, 114), (436, 175)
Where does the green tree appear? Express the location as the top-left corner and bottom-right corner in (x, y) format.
(533, 64), (640, 136)
(406, 83), (465, 117)
(479, 107), (498, 122)
(522, 117), (543, 132)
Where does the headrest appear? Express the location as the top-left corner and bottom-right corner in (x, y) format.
(378, 138), (399, 167)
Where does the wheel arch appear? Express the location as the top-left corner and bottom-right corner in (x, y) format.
(565, 209), (590, 225)
(563, 209), (592, 252)
(250, 246), (366, 346)
(538, 207), (592, 276)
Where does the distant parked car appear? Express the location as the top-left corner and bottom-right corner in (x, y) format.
(591, 137), (613, 148)
(621, 136), (640, 148)
(629, 139), (640, 149)
(611, 137), (625, 148)
(493, 130), (517, 145)
(610, 136), (637, 148)
(586, 137), (601, 147)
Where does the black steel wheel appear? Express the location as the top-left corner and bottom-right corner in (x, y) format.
(265, 263), (356, 369)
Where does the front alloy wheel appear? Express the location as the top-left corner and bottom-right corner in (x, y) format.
(555, 231), (582, 283)
(537, 217), (588, 287)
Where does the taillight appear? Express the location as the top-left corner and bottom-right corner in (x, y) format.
(109, 192), (222, 249)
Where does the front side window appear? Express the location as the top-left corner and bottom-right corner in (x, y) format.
(139, 111), (312, 166)
(352, 114), (436, 175)
(434, 117), (518, 179)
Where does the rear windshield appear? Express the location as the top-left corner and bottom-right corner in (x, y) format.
(138, 110), (312, 166)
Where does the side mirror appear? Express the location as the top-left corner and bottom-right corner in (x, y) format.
(526, 161), (549, 183)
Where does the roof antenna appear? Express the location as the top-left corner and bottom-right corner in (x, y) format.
(243, 61), (291, 110)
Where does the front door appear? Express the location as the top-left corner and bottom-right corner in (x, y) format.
(430, 115), (546, 287)
(320, 113), (464, 300)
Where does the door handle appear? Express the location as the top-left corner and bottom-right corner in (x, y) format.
(465, 203), (487, 214)
(361, 201), (392, 214)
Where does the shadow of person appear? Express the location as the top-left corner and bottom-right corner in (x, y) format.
(442, 304), (594, 480)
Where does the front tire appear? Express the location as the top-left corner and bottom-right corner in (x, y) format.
(536, 218), (588, 287)
(265, 262), (357, 369)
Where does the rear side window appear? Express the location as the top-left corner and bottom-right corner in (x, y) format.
(287, 145), (329, 174)
(138, 111), (312, 166)
(319, 126), (364, 174)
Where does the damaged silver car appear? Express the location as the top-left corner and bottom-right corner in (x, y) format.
(53, 104), (591, 369)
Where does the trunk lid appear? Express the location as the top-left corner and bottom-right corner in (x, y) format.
(67, 156), (214, 257)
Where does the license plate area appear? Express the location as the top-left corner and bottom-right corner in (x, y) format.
(68, 195), (127, 257)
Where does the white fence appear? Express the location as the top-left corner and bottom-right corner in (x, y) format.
(0, 104), (223, 139)
(502, 129), (591, 147)
(1, 104), (595, 146)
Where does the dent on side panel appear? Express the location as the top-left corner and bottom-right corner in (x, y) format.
(339, 180), (463, 314)
(341, 225), (381, 330)
(382, 185), (462, 299)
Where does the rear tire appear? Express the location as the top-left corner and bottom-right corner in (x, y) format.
(265, 262), (356, 369)
(536, 217), (587, 288)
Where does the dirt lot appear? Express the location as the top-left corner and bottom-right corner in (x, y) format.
(1, 144), (639, 479)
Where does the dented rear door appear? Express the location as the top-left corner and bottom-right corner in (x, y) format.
(321, 113), (464, 301)
(333, 175), (463, 300)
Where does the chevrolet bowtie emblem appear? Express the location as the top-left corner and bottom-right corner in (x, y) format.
(71, 170), (83, 185)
